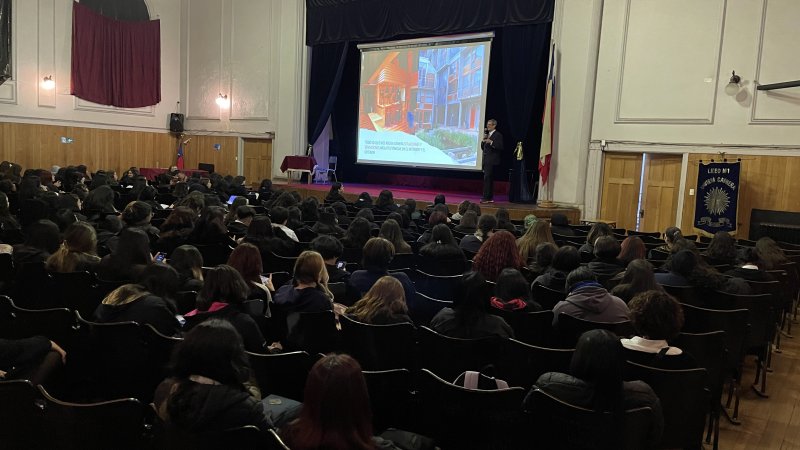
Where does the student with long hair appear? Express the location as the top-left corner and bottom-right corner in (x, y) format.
(459, 214), (497, 253)
(617, 236), (647, 267)
(153, 319), (273, 433)
(325, 182), (346, 203)
(168, 245), (205, 292)
(704, 231), (738, 266)
(527, 242), (557, 278)
(610, 259), (663, 303)
(281, 354), (376, 450)
(12, 219), (61, 267)
(273, 251), (333, 314)
(490, 268), (542, 312)
(341, 217), (372, 249)
(184, 265), (267, 353)
(453, 210), (478, 234)
(155, 207), (196, 254)
(579, 222), (613, 255)
(346, 276), (412, 325)
(419, 224), (466, 264)
(227, 243), (272, 302)
(241, 215), (295, 257)
(45, 221), (101, 273)
(755, 237), (789, 270)
(431, 271), (513, 339)
(95, 228), (152, 281)
(379, 219), (412, 254)
(472, 230), (523, 282)
(530, 329), (663, 446)
(188, 206), (236, 246)
(516, 220), (555, 263)
(374, 189), (398, 212)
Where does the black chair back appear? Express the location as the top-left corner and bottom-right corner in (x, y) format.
(388, 253), (417, 271)
(363, 369), (413, 432)
(416, 256), (466, 276)
(0, 380), (45, 449)
(525, 388), (656, 450)
(623, 361), (709, 449)
(556, 314), (635, 348)
(496, 339), (573, 389)
(339, 315), (416, 370)
(285, 310), (339, 354)
(247, 351), (322, 402)
(0, 296), (74, 346)
(49, 271), (100, 318)
(417, 326), (505, 381)
(175, 291), (199, 315)
(415, 368), (527, 449)
(490, 309), (555, 346)
(412, 269), (461, 299)
(194, 243), (233, 267)
(661, 284), (704, 307)
(262, 252), (297, 275)
(531, 283), (567, 310)
(409, 292), (453, 326)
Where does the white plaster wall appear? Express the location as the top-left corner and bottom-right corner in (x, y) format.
(0, 0), (182, 131)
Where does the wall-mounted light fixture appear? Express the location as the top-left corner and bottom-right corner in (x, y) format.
(42, 75), (55, 90)
(215, 93), (230, 108)
(725, 71), (741, 96)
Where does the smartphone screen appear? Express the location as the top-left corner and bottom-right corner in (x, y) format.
(154, 252), (166, 263)
(336, 261), (346, 269)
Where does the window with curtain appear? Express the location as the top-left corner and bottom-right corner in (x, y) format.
(0, 0), (11, 85)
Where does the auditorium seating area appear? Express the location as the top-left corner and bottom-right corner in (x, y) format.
(1, 163), (800, 449)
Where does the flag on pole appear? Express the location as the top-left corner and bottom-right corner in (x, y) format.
(176, 139), (185, 170)
(539, 42), (556, 187)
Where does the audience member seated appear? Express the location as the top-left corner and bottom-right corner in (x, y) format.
(617, 236), (646, 268)
(430, 271), (514, 339)
(610, 259), (663, 303)
(533, 245), (581, 292)
(119, 167), (139, 186)
(648, 226), (682, 259)
(12, 219), (60, 267)
(137, 185), (164, 211)
(355, 208), (380, 232)
(704, 231), (738, 266)
(153, 320), (283, 434)
(424, 193), (446, 216)
(258, 179), (276, 201)
(82, 184), (118, 219)
(755, 237), (789, 270)
(552, 267), (629, 327)
(621, 290), (696, 370)
(529, 329), (664, 446)
(324, 182), (346, 203)
(403, 198), (422, 220)
(451, 200), (471, 222)
(187, 206), (236, 247)
(330, 201), (351, 226)
(94, 271), (182, 337)
(665, 248), (751, 295)
(184, 265), (267, 353)
(350, 238), (416, 305)
(459, 214), (496, 253)
(96, 228), (152, 281)
(169, 245), (205, 292)
(549, 213), (575, 236)
(453, 210), (478, 234)
(119, 200), (160, 246)
(311, 208), (345, 238)
(299, 197), (320, 223)
(379, 219), (412, 254)
(725, 247), (775, 282)
(346, 276), (413, 325)
(227, 205), (255, 236)
(579, 222), (613, 255)
(241, 216), (295, 257)
(418, 224), (466, 264)
(354, 191), (373, 209)
(274, 251), (334, 315)
(282, 354), (410, 450)
(494, 208), (517, 234)
(417, 211), (449, 244)
(0, 336), (66, 385)
(155, 207), (196, 254)
(517, 220), (556, 263)
(45, 221), (101, 273)
(374, 189), (399, 213)
(490, 268), (542, 312)
(0, 191), (20, 230)
(527, 242), (557, 279)
(269, 206), (298, 243)
(587, 236), (624, 280)
(227, 243), (272, 302)
(472, 230), (523, 282)
(340, 217), (372, 250)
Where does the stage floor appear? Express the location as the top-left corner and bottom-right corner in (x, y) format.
(272, 181), (580, 223)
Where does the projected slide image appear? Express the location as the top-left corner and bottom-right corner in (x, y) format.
(358, 42), (488, 169)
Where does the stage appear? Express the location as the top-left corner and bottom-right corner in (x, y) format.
(272, 181), (581, 223)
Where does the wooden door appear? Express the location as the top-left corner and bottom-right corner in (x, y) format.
(640, 154), (682, 233)
(242, 138), (273, 188)
(599, 153), (643, 232)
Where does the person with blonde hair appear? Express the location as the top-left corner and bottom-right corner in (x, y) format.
(516, 220), (555, 263)
(346, 276), (411, 325)
(45, 221), (101, 273)
(274, 251), (334, 314)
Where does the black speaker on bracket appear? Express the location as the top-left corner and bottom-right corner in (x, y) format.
(169, 113), (184, 133)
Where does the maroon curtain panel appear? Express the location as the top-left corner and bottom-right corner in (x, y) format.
(71, 1), (161, 108)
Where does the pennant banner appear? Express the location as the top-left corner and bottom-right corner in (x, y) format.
(694, 161), (740, 234)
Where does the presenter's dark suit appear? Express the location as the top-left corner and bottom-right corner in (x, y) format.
(481, 130), (504, 201)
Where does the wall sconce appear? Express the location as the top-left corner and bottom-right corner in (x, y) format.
(41, 75), (55, 90)
(725, 71), (741, 96)
(215, 93), (230, 108)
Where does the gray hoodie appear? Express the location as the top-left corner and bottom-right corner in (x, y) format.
(551, 283), (629, 326)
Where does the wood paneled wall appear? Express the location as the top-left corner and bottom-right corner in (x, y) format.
(0, 122), (240, 178)
(680, 154), (800, 238)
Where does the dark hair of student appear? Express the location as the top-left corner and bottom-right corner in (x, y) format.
(24, 219), (62, 254)
(628, 290), (684, 340)
(495, 268), (532, 303)
(586, 222), (613, 246)
(196, 265), (250, 310)
(227, 243), (263, 286)
(138, 263), (180, 303)
(310, 234), (344, 261)
(169, 245), (204, 281)
(618, 236), (647, 266)
(551, 246), (582, 273)
(706, 231), (737, 263)
(361, 237), (395, 272)
(569, 329), (625, 414)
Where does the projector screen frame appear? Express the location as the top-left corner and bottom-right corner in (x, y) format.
(356, 32), (495, 172)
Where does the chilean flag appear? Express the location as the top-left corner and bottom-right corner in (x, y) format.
(176, 139), (185, 170)
(539, 42), (556, 187)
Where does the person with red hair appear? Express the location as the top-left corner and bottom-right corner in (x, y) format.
(472, 230), (523, 282)
(618, 236), (647, 267)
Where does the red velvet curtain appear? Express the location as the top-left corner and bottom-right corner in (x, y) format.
(71, 1), (160, 108)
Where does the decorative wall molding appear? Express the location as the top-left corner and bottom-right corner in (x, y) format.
(614, 0), (727, 124)
(184, 0), (224, 121)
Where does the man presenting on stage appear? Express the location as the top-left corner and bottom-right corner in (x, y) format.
(480, 119), (504, 203)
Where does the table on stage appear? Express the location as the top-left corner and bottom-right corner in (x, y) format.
(280, 156), (316, 184)
(139, 168), (208, 181)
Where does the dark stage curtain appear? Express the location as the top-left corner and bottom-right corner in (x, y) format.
(308, 42), (349, 146)
(71, 1), (161, 108)
(80, 0), (150, 21)
(306, 0), (553, 46)
(0, 0), (10, 85)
